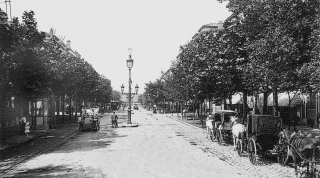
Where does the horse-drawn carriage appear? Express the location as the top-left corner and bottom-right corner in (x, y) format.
(235, 114), (282, 165)
(78, 106), (100, 131)
(277, 128), (320, 177)
(206, 110), (237, 145)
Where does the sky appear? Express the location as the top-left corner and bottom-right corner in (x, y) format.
(0, 0), (231, 94)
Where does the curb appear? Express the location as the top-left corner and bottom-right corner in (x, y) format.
(120, 124), (139, 127)
(166, 115), (207, 134)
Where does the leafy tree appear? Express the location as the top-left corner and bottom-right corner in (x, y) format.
(111, 90), (121, 102)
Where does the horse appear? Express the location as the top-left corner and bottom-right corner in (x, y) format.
(231, 115), (246, 151)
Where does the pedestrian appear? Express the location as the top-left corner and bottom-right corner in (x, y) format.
(25, 121), (30, 137)
(19, 117), (27, 135)
(111, 112), (118, 128)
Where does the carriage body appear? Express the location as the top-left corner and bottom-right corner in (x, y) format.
(212, 110), (237, 145)
(243, 114), (282, 165)
(78, 107), (100, 131)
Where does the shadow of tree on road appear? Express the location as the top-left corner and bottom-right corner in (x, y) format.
(3, 165), (107, 178)
(52, 124), (128, 153)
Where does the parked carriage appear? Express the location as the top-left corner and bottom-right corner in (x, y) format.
(78, 106), (100, 131)
(211, 110), (237, 145)
(236, 114), (282, 165)
(277, 128), (320, 177)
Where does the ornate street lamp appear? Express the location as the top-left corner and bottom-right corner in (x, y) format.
(121, 84), (125, 94)
(135, 84), (139, 94)
(121, 48), (139, 124)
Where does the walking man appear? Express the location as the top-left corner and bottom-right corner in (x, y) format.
(111, 112), (118, 128)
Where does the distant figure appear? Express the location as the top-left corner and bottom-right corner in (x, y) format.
(20, 117), (27, 135)
(183, 109), (186, 117)
(25, 121), (30, 137)
(153, 105), (157, 114)
(111, 112), (118, 128)
(195, 109), (199, 119)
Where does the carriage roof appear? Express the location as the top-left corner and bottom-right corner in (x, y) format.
(213, 110), (237, 123)
(247, 114), (281, 135)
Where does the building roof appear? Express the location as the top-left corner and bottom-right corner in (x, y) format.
(198, 21), (223, 33)
(192, 21), (224, 39)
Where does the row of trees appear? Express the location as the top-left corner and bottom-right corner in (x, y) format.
(143, 0), (320, 119)
(0, 9), (114, 124)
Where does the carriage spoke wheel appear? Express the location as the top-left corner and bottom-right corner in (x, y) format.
(237, 140), (243, 157)
(79, 123), (84, 132)
(216, 130), (220, 145)
(210, 130), (215, 142)
(248, 139), (257, 165)
(277, 144), (289, 166)
(94, 121), (98, 131)
(217, 130), (223, 145)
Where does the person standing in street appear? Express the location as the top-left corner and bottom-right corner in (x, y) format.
(19, 117), (27, 135)
(111, 112), (118, 128)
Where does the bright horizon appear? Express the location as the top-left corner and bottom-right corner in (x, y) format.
(0, 0), (232, 93)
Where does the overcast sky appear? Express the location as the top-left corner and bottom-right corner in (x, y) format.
(1, 0), (231, 93)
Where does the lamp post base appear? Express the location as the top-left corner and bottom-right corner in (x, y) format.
(120, 123), (138, 127)
(127, 110), (132, 124)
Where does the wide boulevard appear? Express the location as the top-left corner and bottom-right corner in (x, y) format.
(2, 107), (295, 178)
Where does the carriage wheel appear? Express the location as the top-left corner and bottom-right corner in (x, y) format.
(236, 140), (243, 157)
(217, 130), (223, 145)
(79, 123), (84, 132)
(95, 121), (99, 131)
(277, 144), (289, 166)
(248, 139), (257, 165)
(210, 130), (215, 142)
(212, 128), (217, 140)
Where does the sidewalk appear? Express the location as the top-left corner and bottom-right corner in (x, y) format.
(0, 119), (81, 153)
(163, 113), (206, 130)
(163, 113), (319, 135)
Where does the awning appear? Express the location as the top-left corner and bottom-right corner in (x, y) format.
(231, 93), (241, 104)
(228, 93), (254, 108)
(267, 92), (304, 107)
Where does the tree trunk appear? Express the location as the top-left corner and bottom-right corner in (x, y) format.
(254, 92), (258, 114)
(69, 97), (72, 121)
(208, 98), (211, 115)
(62, 95), (65, 122)
(229, 95), (233, 110)
(243, 90), (248, 120)
(273, 87), (279, 116)
(57, 97), (60, 121)
(193, 102), (195, 122)
(263, 92), (268, 115)
(0, 87), (6, 131)
(74, 99), (77, 119)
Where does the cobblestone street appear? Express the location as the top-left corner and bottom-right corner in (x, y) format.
(0, 108), (299, 177)
(165, 114), (296, 178)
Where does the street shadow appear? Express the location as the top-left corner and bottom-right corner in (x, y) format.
(53, 125), (128, 153)
(2, 164), (107, 178)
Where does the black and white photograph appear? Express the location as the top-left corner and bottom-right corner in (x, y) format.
(0, 0), (319, 177)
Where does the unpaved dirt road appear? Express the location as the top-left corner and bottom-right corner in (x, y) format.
(3, 108), (255, 178)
